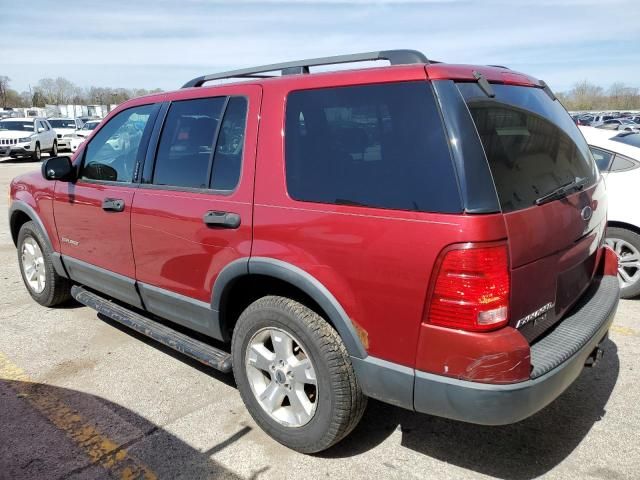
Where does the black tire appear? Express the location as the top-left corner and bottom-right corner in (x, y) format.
(17, 221), (72, 307)
(49, 140), (58, 157)
(232, 296), (367, 453)
(32, 143), (41, 161)
(606, 226), (640, 299)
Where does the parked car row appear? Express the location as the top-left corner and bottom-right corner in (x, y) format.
(0, 116), (103, 159)
(573, 111), (640, 131)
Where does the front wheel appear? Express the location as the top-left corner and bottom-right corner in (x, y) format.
(49, 140), (58, 157)
(32, 143), (41, 161)
(232, 296), (366, 453)
(605, 227), (640, 299)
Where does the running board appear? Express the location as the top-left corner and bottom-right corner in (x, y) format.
(71, 285), (232, 372)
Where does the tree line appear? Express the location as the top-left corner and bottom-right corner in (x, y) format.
(555, 81), (640, 111)
(1, 75), (638, 112)
(0, 76), (163, 109)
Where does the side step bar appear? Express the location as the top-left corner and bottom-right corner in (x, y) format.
(71, 285), (232, 373)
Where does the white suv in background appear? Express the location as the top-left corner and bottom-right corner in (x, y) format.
(580, 126), (640, 298)
(0, 117), (58, 160)
(48, 117), (83, 151)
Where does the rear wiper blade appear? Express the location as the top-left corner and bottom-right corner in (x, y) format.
(535, 177), (587, 206)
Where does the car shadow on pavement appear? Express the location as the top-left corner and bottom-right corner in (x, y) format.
(0, 378), (256, 480)
(323, 339), (620, 480)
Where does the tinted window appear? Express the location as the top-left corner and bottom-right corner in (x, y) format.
(457, 83), (598, 212)
(153, 97), (225, 189)
(610, 154), (638, 172)
(81, 105), (155, 183)
(49, 119), (76, 128)
(611, 132), (640, 148)
(285, 82), (461, 213)
(590, 147), (614, 171)
(209, 97), (247, 191)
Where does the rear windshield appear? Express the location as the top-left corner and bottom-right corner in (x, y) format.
(49, 119), (76, 128)
(611, 132), (640, 149)
(457, 83), (598, 212)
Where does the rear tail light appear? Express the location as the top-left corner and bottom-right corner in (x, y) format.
(426, 243), (510, 332)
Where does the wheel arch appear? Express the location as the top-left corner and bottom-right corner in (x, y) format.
(607, 220), (640, 237)
(212, 257), (368, 359)
(9, 201), (51, 248)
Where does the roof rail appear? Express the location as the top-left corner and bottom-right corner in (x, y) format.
(182, 49), (430, 88)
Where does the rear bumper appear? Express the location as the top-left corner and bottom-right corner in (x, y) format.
(353, 275), (619, 424)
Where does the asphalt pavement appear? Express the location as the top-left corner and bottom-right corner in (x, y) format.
(1, 157), (639, 479)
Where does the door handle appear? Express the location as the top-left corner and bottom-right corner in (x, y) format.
(203, 211), (241, 229)
(102, 198), (125, 212)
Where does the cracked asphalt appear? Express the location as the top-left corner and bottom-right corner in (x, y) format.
(1, 158), (639, 479)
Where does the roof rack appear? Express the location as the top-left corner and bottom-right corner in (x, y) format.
(182, 49), (430, 88)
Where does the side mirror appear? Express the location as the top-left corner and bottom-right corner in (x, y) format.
(38, 127), (45, 133)
(41, 156), (75, 181)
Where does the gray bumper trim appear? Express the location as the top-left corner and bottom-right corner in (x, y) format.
(414, 277), (618, 425)
(352, 276), (618, 425)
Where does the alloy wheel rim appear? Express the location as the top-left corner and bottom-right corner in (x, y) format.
(605, 237), (640, 289)
(245, 327), (318, 427)
(21, 237), (46, 293)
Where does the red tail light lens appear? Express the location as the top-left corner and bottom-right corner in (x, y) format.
(426, 244), (510, 332)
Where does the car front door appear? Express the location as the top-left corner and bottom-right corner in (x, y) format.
(130, 85), (261, 339)
(53, 103), (160, 307)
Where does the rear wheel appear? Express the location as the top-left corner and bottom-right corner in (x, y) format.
(232, 296), (366, 453)
(605, 227), (640, 299)
(17, 221), (72, 306)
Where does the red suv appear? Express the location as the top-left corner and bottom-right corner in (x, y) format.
(9, 50), (620, 453)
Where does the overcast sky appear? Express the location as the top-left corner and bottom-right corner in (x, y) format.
(2, 0), (639, 93)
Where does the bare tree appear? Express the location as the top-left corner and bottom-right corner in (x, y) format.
(0, 76), (10, 108)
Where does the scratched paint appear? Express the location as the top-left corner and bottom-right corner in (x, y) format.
(0, 352), (157, 480)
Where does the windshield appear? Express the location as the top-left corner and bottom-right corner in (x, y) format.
(611, 132), (640, 149)
(0, 121), (34, 132)
(457, 83), (598, 212)
(82, 122), (99, 131)
(49, 119), (76, 128)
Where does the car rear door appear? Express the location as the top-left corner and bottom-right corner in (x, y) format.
(130, 85), (261, 340)
(456, 82), (604, 342)
(53, 103), (160, 307)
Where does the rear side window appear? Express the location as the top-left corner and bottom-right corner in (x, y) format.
(610, 154), (638, 172)
(153, 97), (225, 189)
(210, 97), (248, 191)
(285, 82), (461, 213)
(458, 83), (598, 212)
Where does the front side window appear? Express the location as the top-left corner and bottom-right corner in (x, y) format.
(81, 104), (155, 183)
(284, 81), (461, 213)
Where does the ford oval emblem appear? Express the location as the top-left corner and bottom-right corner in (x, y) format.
(581, 205), (593, 221)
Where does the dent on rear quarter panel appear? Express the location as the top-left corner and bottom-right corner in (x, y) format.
(11, 171), (60, 252)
